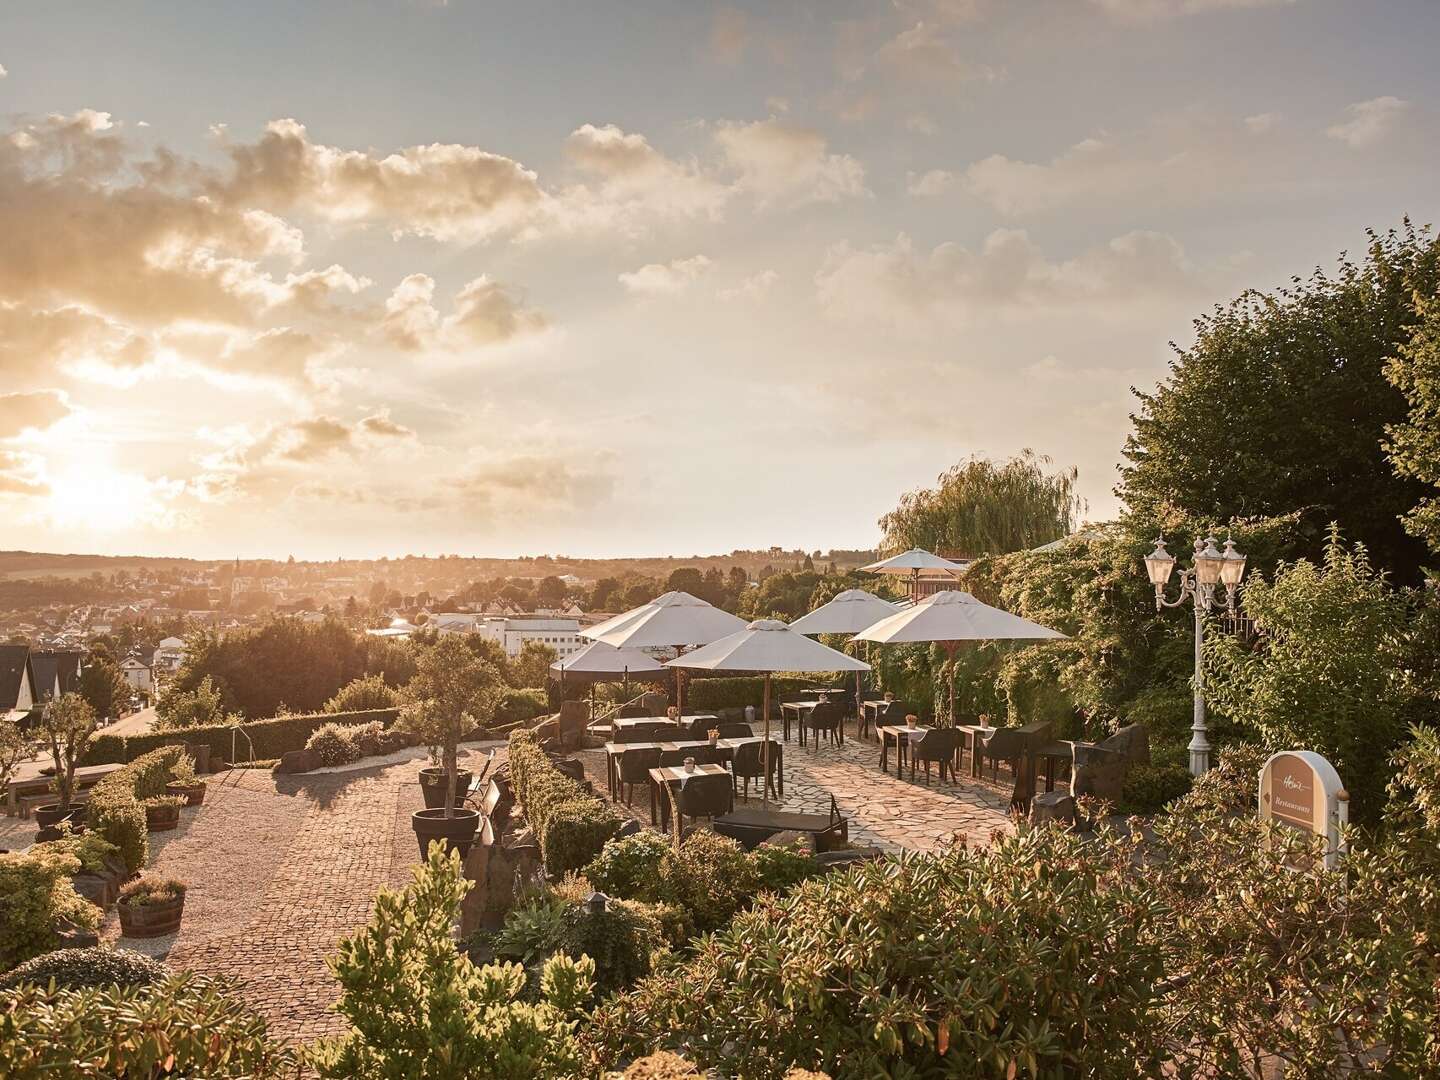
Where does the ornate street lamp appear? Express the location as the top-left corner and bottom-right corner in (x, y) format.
(1143, 535), (1247, 776)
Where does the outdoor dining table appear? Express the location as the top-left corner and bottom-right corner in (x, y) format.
(877, 723), (930, 777)
(799, 688), (845, 698)
(647, 762), (730, 829)
(780, 700), (844, 746)
(957, 724), (993, 778)
(611, 717), (683, 735)
(603, 736), (785, 800)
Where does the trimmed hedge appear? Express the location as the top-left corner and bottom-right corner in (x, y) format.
(85, 708), (399, 766)
(508, 729), (622, 876)
(87, 746), (187, 874)
(683, 676), (826, 712)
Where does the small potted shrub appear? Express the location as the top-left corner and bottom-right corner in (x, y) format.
(402, 637), (503, 859)
(117, 876), (186, 938)
(34, 693), (97, 837)
(143, 794), (185, 832)
(165, 755), (207, 807)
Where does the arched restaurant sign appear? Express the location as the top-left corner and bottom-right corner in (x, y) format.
(1258, 751), (1348, 871)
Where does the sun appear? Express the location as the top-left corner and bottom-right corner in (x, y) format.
(39, 463), (181, 533)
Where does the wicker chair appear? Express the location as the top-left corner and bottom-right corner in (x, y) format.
(658, 746), (721, 768)
(616, 704), (648, 719)
(716, 721), (754, 739)
(909, 727), (962, 785)
(616, 747), (661, 806)
(730, 740), (779, 800)
(806, 701), (846, 749)
(666, 772), (734, 837)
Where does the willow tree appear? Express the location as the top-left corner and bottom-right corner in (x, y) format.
(878, 451), (1084, 558)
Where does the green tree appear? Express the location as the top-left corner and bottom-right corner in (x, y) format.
(1385, 293), (1440, 558)
(0, 718), (37, 798)
(1121, 222), (1440, 583)
(310, 845), (594, 1080)
(879, 451), (1083, 558)
(401, 637), (504, 816)
(39, 693), (96, 812)
(77, 655), (131, 721)
(536, 575), (568, 609)
(510, 640), (557, 689)
(155, 675), (231, 731)
(323, 674), (399, 714)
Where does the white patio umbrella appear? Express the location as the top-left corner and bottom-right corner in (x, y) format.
(588, 591), (747, 714)
(550, 640), (667, 719)
(861, 548), (968, 603)
(668, 619), (869, 806)
(790, 589), (901, 711)
(855, 590), (1066, 723)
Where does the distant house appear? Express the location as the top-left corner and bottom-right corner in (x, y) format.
(0, 644), (37, 721)
(152, 636), (187, 675)
(428, 612), (479, 636)
(120, 657), (153, 694)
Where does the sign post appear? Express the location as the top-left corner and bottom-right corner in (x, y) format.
(1258, 751), (1348, 870)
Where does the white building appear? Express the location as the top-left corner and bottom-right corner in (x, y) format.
(120, 657), (153, 694)
(479, 616), (583, 658)
(152, 636), (187, 675)
(428, 612), (481, 635)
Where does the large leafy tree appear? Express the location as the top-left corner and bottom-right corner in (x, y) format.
(878, 451), (1083, 558)
(401, 636), (504, 815)
(1120, 222), (1440, 583)
(78, 654), (132, 720)
(1385, 293), (1440, 558)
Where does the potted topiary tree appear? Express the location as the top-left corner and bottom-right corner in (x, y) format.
(403, 636), (503, 859)
(34, 693), (97, 837)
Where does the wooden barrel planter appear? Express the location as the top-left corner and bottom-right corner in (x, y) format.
(165, 781), (207, 807)
(118, 894), (185, 938)
(145, 801), (182, 832)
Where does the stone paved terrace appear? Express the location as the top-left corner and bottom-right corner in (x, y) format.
(2, 720), (1046, 1045)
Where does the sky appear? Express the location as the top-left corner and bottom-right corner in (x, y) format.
(1, 0), (1437, 561)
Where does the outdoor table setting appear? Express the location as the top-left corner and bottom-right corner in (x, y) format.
(603, 734), (784, 800)
(647, 762), (730, 829)
(877, 722), (931, 777)
(612, 716), (682, 735)
(956, 723), (994, 779)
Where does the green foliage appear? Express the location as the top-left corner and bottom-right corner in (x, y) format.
(0, 974), (295, 1077)
(308, 844), (594, 1080)
(0, 850), (100, 973)
(1121, 221), (1440, 583)
(654, 830), (756, 935)
(683, 676), (817, 712)
(1386, 723), (1440, 836)
(324, 673), (401, 714)
(589, 827), (1170, 1078)
(86, 745), (187, 873)
(510, 640), (558, 690)
(1205, 532), (1423, 821)
(0, 719), (36, 795)
(508, 730), (623, 876)
(85, 707), (399, 766)
(0, 948), (167, 993)
(879, 450), (1083, 557)
(76, 655), (131, 721)
(582, 831), (671, 901)
(1119, 763), (1193, 814)
(307, 722), (364, 767)
(118, 876), (185, 908)
(154, 674), (235, 731)
(748, 840), (821, 895)
(31, 829), (120, 875)
(403, 636), (505, 818)
(494, 688), (551, 728)
(38, 693), (96, 811)
(1386, 292), (1440, 555)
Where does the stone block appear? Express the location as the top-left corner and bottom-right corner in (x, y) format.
(273, 749), (315, 775)
(1030, 791), (1076, 828)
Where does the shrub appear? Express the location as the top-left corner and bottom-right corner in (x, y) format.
(589, 827), (1170, 1078)
(0, 850), (100, 973)
(84, 708), (399, 766)
(401, 637), (505, 818)
(583, 831), (671, 901)
(494, 688), (551, 728)
(0, 973), (295, 1076)
(655, 830), (756, 935)
(748, 839), (822, 896)
(30, 830), (120, 876)
(36, 693), (96, 812)
(118, 876), (186, 909)
(86, 745), (187, 873)
(0, 947), (167, 992)
(508, 729), (622, 876)
(1120, 762), (1194, 814)
(308, 844), (594, 1079)
(684, 676), (814, 712)
(306, 723), (362, 767)
(324, 674), (400, 714)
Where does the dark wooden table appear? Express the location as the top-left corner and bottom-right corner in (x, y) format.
(877, 724), (929, 777)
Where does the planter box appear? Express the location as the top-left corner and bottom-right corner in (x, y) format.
(118, 895), (185, 938)
(165, 781), (207, 807)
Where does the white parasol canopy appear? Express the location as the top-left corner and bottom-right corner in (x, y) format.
(861, 548), (968, 575)
(855, 590), (1066, 721)
(549, 640), (666, 678)
(668, 618), (868, 805)
(790, 589), (901, 635)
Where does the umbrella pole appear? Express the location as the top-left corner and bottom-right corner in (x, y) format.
(762, 672), (771, 808)
(946, 642), (958, 725)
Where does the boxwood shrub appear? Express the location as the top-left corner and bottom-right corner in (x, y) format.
(494, 688), (551, 728)
(507, 729), (622, 876)
(85, 708), (399, 767)
(86, 746), (187, 874)
(0, 947), (167, 992)
(0, 850), (100, 973)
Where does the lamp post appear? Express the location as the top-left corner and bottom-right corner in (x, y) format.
(1143, 535), (1247, 776)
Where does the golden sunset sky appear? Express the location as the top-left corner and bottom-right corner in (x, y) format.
(2, 0), (1437, 559)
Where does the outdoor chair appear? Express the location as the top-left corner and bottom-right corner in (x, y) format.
(864, 699), (907, 740)
(665, 772), (735, 838)
(730, 739), (780, 800)
(806, 701), (845, 749)
(616, 704), (648, 719)
(616, 747), (661, 806)
(716, 721), (753, 739)
(659, 746), (722, 768)
(616, 722), (674, 743)
(979, 726), (1027, 782)
(909, 727), (962, 785)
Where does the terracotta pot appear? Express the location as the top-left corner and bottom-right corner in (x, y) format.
(145, 803), (182, 832)
(411, 807), (481, 860)
(118, 895), (185, 938)
(419, 767), (472, 810)
(166, 782), (207, 807)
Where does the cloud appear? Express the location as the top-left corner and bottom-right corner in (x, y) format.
(618, 255), (713, 296)
(0, 391), (72, 438)
(452, 453), (616, 515)
(0, 449), (46, 496)
(874, 21), (997, 85)
(1326, 96), (1409, 148)
(379, 273), (546, 350)
(718, 269), (779, 301)
(710, 7), (748, 64)
(1244, 112), (1282, 134)
(0, 64), (7, 79)
(1091, 0), (1303, 19)
(714, 119), (867, 208)
(562, 123), (730, 228)
(219, 119), (547, 243)
(815, 228), (1200, 326)
(906, 168), (955, 196)
(359, 411), (414, 438)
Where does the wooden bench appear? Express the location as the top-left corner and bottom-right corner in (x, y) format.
(6, 766), (122, 817)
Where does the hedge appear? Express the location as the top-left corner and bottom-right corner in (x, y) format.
(87, 746), (188, 874)
(682, 676), (824, 712)
(494, 688), (550, 727)
(508, 729), (622, 877)
(85, 708), (399, 767)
